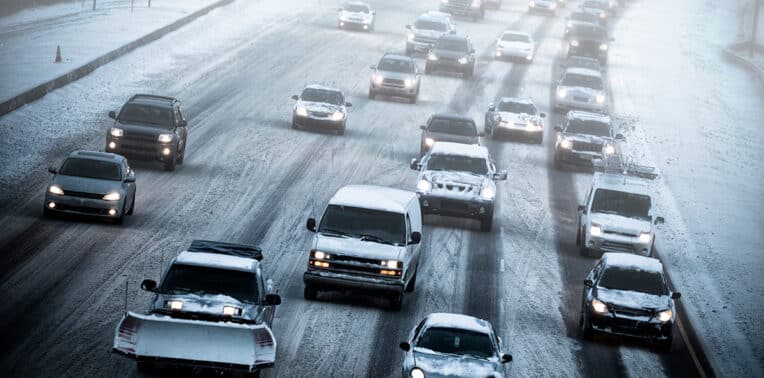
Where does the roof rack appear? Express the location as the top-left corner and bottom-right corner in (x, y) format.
(187, 240), (263, 261)
(592, 154), (659, 181)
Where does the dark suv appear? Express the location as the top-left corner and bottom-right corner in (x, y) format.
(106, 94), (188, 171)
(419, 113), (480, 156)
(566, 23), (611, 63)
(425, 34), (476, 79)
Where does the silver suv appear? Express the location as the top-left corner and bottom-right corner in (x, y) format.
(369, 53), (421, 103)
(405, 13), (455, 56)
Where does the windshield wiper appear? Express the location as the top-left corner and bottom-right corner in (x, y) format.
(359, 234), (395, 245)
(319, 228), (351, 238)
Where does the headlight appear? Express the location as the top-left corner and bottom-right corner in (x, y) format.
(600, 12), (607, 19)
(603, 144), (616, 155)
(166, 300), (183, 311)
(48, 185), (64, 195)
(529, 0), (536, 6)
(567, 21), (573, 28)
(471, 0), (481, 7)
(557, 88), (567, 99)
(417, 179), (432, 192)
(480, 186), (496, 200)
(407, 32), (415, 42)
(458, 56), (469, 64)
(657, 309), (673, 322)
(595, 94), (606, 104)
(158, 133), (173, 143)
(223, 306), (242, 316)
(424, 137), (435, 147)
(295, 106), (308, 117)
(404, 78), (414, 88)
(330, 111), (345, 121)
(600, 43), (609, 51)
(550, 2), (557, 9)
(373, 74), (384, 85)
(639, 232), (652, 243)
(411, 368), (425, 378)
(559, 139), (572, 149)
(312, 250), (331, 260)
(383, 260), (403, 269)
(110, 128), (124, 137)
(590, 224), (602, 237)
(102, 192), (121, 201)
(428, 53), (438, 61)
(592, 298), (608, 313)
(570, 40), (580, 47)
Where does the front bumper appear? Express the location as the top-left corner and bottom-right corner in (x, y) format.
(338, 17), (372, 29)
(418, 193), (493, 220)
(370, 81), (417, 97)
(555, 147), (603, 165)
(113, 351), (272, 374)
(303, 270), (404, 293)
(45, 193), (124, 218)
(495, 47), (534, 61)
(494, 122), (543, 137)
(588, 311), (672, 340)
(293, 114), (345, 130)
(585, 233), (652, 256)
(106, 137), (174, 162)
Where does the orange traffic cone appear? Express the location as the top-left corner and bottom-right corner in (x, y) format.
(55, 45), (62, 63)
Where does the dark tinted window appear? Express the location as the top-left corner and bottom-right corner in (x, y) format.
(569, 25), (607, 39)
(416, 327), (495, 359)
(599, 267), (667, 296)
(59, 158), (122, 181)
(591, 189), (651, 219)
(301, 88), (344, 105)
(429, 118), (477, 136)
(498, 101), (536, 114)
(561, 73), (603, 90)
(378, 58), (414, 73)
(119, 104), (174, 128)
(160, 264), (259, 303)
(319, 205), (406, 245)
(566, 119), (610, 136)
(427, 154), (488, 175)
(415, 19), (448, 32)
(436, 38), (469, 52)
(343, 4), (369, 13)
(566, 57), (601, 71)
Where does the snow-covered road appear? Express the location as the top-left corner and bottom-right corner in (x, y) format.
(0, 0), (759, 376)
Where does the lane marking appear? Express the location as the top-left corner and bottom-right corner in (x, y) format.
(677, 316), (707, 378)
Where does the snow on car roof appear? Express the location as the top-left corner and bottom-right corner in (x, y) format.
(429, 142), (489, 160)
(498, 97), (535, 105)
(424, 313), (493, 334)
(329, 185), (415, 214)
(501, 30), (531, 38)
(305, 84), (342, 93)
(563, 67), (602, 78)
(594, 172), (654, 195)
(174, 251), (259, 273)
(602, 253), (664, 273)
(420, 12), (450, 21)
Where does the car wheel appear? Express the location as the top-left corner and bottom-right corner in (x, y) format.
(126, 196), (135, 216)
(579, 232), (590, 256)
(405, 268), (417, 292)
(389, 292), (403, 311)
(657, 331), (673, 352)
(337, 127), (345, 136)
(304, 285), (317, 300)
(405, 46), (413, 56)
(480, 216), (493, 232)
(472, 13), (479, 22)
(136, 360), (155, 373)
(649, 240), (655, 257)
(535, 134), (543, 144)
(580, 311), (594, 340)
(368, 90), (375, 100)
(43, 207), (53, 218)
(176, 144), (185, 164)
(163, 156), (176, 171)
(464, 67), (474, 79)
(554, 153), (563, 169)
(409, 94), (417, 104)
(425, 64), (432, 74)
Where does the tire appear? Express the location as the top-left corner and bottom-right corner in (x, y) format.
(389, 292), (403, 311)
(554, 154), (563, 169)
(425, 64), (432, 74)
(163, 156), (176, 171)
(136, 360), (154, 373)
(126, 196), (135, 216)
(464, 66), (474, 79)
(404, 269), (417, 292)
(579, 232), (590, 257)
(337, 128), (345, 136)
(409, 94), (417, 104)
(472, 13), (479, 22)
(657, 332), (673, 352)
(43, 207), (53, 218)
(176, 144), (185, 164)
(580, 312), (594, 340)
(304, 285), (317, 300)
(368, 90), (376, 100)
(535, 134), (543, 144)
(480, 216), (493, 232)
(291, 119), (299, 129)
(405, 46), (413, 56)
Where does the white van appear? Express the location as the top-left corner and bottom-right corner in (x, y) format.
(303, 185), (423, 310)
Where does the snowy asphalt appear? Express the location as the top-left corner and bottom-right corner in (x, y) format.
(0, 0), (736, 376)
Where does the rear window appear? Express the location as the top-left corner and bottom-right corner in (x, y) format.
(429, 118), (477, 136)
(59, 158), (122, 181)
(118, 104), (174, 128)
(570, 12), (599, 23)
(566, 57), (601, 71)
(569, 25), (606, 39)
(343, 4), (369, 13)
(561, 73), (603, 90)
(436, 38), (469, 52)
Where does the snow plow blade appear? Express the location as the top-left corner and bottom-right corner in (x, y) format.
(113, 312), (276, 371)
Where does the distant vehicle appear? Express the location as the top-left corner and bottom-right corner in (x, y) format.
(566, 10), (606, 37)
(337, 2), (375, 31)
(554, 111), (621, 168)
(566, 23), (611, 63)
(303, 185), (423, 311)
(411, 142), (507, 232)
(581, 253), (681, 350)
(425, 34), (477, 79)
(439, 0), (486, 21)
(369, 53), (421, 103)
(400, 313), (512, 378)
(577, 160), (664, 257)
(405, 13), (456, 56)
(106, 94), (188, 171)
(291, 85), (352, 135)
(484, 97), (546, 143)
(578, 0), (612, 21)
(495, 30), (536, 62)
(555, 68), (608, 114)
(44, 150), (136, 223)
(528, 0), (558, 15)
(561, 55), (603, 74)
(113, 240), (282, 374)
(419, 113), (481, 156)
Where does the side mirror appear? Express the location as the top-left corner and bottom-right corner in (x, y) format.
(671, 292), (681, 300)
(493, 170), (508, 181)
(539, 112), (547, 118)
(306, 218), (317, 232)
(410, 158), (420, 171)
(141, 279), (158, 292)
(554, 125), (563, 132)
(291, 95), (299, 101)
(48, 166), (58, 174)
(577, 205), (586, 212)
(108, 110), (117, 119)
(263, 293), (282, 306)
(583, 279), (593, 287)
(399, 342), (411, 351)
(501, 354), (513, 363)
(345, 102), (353, 107)
(409, 231), (422, 245)
(124, 170), (136, 183)
(487, 103), (496, 112)
(405, 24), (412, 30)
(419, 124), (427, 131)
(178, 120), (188, 127)
(615, 133), (625, 140)
(654, 216), (665, 224)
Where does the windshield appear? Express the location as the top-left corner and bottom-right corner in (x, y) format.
(436, 38), (468, 52)
(498, 101), (536, 114)
(566, 119), (610, 136)
(561, 73), (603, 90)
(427, 154), (488, 175)
(591, 189), (651, 219)
(318, 205), (406, 245)
(301, 88), (344, 105)
(59, 158), (122, 181)
(160, 264), (259, 303)
(415, 19), (447, 32)
(343, 4), (369, 13)
(429, 118), (477, 136)
(570, 25), (606, 39)
(378, 58), (414, 73)
(416, 327), (494, 359)
(583, 0), (607, 9)
(567, 57), (601, 71)
(599, 267), (667, 296)
(571, 12), (599, 23)
(118, 104), (174, 128)
(501, 33), (530, 42)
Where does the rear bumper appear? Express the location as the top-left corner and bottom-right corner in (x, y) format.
(494, 124), (543, 137)
(45, 194), (124, 218)
(407, 41), (435, 54)
(555, 148), (602, 164)
(555, 99), (607, 114)
(304, 270), (404, 293)
(426, 60), (471, 73)
(495, 47), (534, 60)
(418, 194), (493, 220)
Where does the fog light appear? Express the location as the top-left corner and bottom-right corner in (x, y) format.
(108, 209), (117, 216)
(340, 22), (345, 26)
(479, 207), (486, 214)
(108, 141), (116, 149)
(162, 148), (171, 156)
(48, 202), (56, 209)
(422, 200), (429, 207)
(495, 51), (502, 57)
(363, 25), (368, 30)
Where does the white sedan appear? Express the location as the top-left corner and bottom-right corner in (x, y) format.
(495, 30), (535, 63)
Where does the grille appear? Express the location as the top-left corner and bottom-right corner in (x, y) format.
(572, 141), (602, 153)
(323, 254), (395, 276)
(573, 95), (589, 102)
(55, 204), (111, 215)
(601, 241), (634, 253)
(65, 190), (104, 199)
(604, 229), (638, 237)
(382, 78), (405, 88)
(612, 307), (652, 318)
(435, 183), (473, 193)
(309, 111), (331, 118)
(439, 199), (470, 213)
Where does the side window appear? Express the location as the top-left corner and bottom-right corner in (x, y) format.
(405, 214), (412, 239)
(257, 270), (265, 302)
(412, 319), (427, 342)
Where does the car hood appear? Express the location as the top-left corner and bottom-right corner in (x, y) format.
(298, 101), (343, 114)
(560, 132), (609, 145)
(424, 131), (479, 145)
(377, 70), (415, 81)
(558, 85), (602, 97)
(590, 212), (651, 235)
(496, 41), (532, 50)
(423, 170), (487, 188)
(497, 112), (541, 124)
(153, 293), (260, 322)
(595, 287), (670, 312)
(340, 11), (371, 19)
(431, 49), (469, 59)
(115, 120), (171, 136)
(413, 349), (502, 378)
(52, 174), (123, 195)
(313, 234), (404, 261)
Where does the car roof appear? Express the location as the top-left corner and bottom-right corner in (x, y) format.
(128, 94), (176, 108)
(498, 97), (535, 105)
(174, 251), (259, 273)
(431, 113), (474, 122)
(601, 253), (664, 274)
(563, 67), (603, 78)
(568, 22), (606, 33)
(417, 13), (450, 22)
(429, 142), (489, 160)
(567, 110), (610, 123)
(329, 185), (416, 214)
(424, 313), (493, 335)
(593, 172), (654, 196)
(68, 150), (125, 163)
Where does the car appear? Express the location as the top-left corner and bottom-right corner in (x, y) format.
(411, 142), (507, 232)
(566, 23), (611, 63)
(484, 97), (546, 143)
(561, 55), (603, 74)
(425, 34), (476, 78)
(44, 150), (136, 223)
(494, 30), (535, 62)
(439, 0), (485, 21)
(553, 111), (621, 168)
(405, 13), (455, 56)
(337, 2), (375, 31)
(113, 240), (282, 373)
(106, 94), (188, 171)
(580, 253), (681, 350)
(369, 53), (421, 103)
(566, 10), (606, 37)
(576, 159), (664, 257)
(419, 113), (481, 156)
(291, 85), (352, 135)
(555, 68), (608, 114)
(528, 0), (558, 15)
(578, 0), (612, 22)
(400, 313), (513, 378)
(303, 185), (423, 311)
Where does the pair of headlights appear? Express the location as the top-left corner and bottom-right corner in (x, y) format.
(372, 75), (415, 88)
(295, 107), (344, 121)
(427, 54), (470, 65)
(110, 128), (173, 143)
(590, 224), (652, 243)
(48, 185), (121, 201)
(591, 299), (673, 322)
(417, 179), (495, 200)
